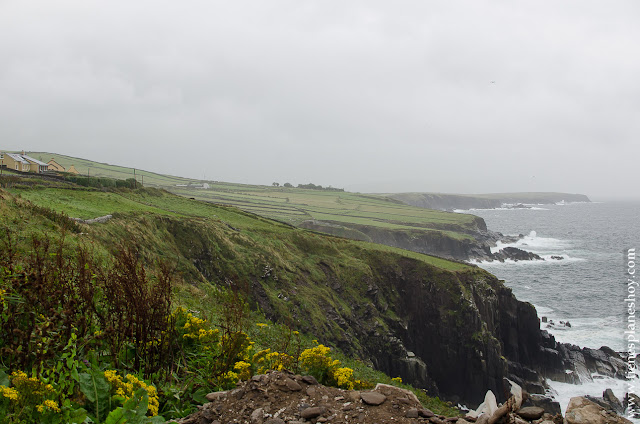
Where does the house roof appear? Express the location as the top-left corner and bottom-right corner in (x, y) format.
(6, 153), (29, 164)
(21, 154), (48, 166)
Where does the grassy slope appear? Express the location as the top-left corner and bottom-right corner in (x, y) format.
(26, 152), (480, 243)
(7, 183), (469, 273)
(3, 180), (472, 354)
(1, 178), (473, 356)
(1, 179), (471, 414)
(26, 151), (194, 186)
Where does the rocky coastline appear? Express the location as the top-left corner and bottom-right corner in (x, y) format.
(301, 217), (551, 264)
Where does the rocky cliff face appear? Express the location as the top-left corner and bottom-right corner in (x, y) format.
(388, 193), (502, 211)
(300, 219), (489, 261)
(299, 219), (534, 264)
(299, 258), (625, 407)
(152, 214), (621, 408)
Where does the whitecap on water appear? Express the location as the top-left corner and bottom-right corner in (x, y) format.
(537, 314), (623, 351)
(455, 206), (550, 212)
(548, 376), (640, 424)
(491, 230), (573, 253)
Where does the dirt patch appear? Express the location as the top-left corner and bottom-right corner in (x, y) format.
(174, 371), (454, 424)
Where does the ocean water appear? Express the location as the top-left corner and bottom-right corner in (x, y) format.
(459, 201), (640, 415)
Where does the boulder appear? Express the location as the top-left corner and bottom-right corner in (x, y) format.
(300, 406), (325, 419)
(301, 375), (318, 385)
(285, 378), (302, 391)
(603, 389), (623, 413)
(517, 406), (545, 420)
(624, 393), (640, 416)
(522, 394), (561, 416)
(360, 391), (387, 405)
(565, 396), (632, 424)
(250, 408), (264, 424)
(205, 391), (228, 402)
(507, 379), (523, 410)
(406, 408), (419, 418)
(420, 408), (435, 418)
(467, 390), (498, 418)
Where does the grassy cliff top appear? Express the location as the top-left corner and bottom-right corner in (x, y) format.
(24, 152), (482, 241)
(2, 175), (470, 273)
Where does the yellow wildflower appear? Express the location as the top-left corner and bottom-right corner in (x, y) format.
(36, 399), (61, 413)
(0, 386), (19, 400)
(332, 367), (355, 390)
(234, 361), (252, 380)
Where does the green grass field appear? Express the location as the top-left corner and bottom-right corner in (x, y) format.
(1, 173), (474, 417)
(27, 151), (195, 186)
(6, 181), (471, 274)
(23, 152), (480, 244)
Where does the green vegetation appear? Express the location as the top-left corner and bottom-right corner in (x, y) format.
(0, 175), (467, 422)
(167, 185), (477, 234)
(25, 152), (482, 250)
(26, 152), (193, 187)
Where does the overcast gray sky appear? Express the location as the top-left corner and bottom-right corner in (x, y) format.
(1, 1), (639, 199)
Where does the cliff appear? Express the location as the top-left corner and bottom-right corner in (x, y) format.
(299, 218), (492, 261)
(0, 184), (620, 409)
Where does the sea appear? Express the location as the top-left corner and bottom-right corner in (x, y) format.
(456, 200), (640, 417)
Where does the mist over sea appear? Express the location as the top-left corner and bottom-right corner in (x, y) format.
(459, 200), (640, 415)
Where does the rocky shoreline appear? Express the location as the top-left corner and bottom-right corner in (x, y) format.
(173, 370), (634, 424)
(468, 230), (545, 263)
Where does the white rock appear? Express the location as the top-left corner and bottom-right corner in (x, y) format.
(506, 378), (523, 410)
(468, 390), (498, 419)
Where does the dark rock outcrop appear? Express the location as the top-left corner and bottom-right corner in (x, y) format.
(490, 247), (543, 262)
(158, 212), (622, 408)
(586, 389), (625, 415)
(522, 394), (562, 416)
(299, 219), (490, 261)
(300, 219), (539, 263)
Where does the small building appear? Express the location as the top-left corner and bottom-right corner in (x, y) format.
(1, 151), (49, 173)
(1, 152), (30, 172)
(67, 165), (80, 175)
(187, 183), (210, 189)
(22, 155), (49, 173)
(47, 158), (65, 172)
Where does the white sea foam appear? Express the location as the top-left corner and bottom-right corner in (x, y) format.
(548, 376), (639, 423)
(536, 306), (634, 420)
(474, 256), (586, 266)
(454, 206), (550, 212)
(491, 230), (573, 253)
(533, 304), (554, 316)
(538, 314), (623, 351)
